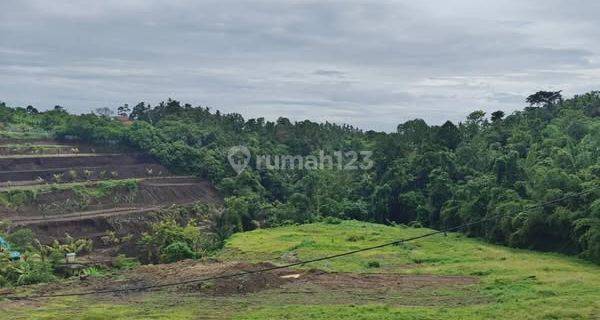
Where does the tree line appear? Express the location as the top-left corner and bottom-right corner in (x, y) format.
(1, 90), (599, 263)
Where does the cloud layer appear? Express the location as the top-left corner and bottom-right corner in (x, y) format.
(1, 0), (599, 130)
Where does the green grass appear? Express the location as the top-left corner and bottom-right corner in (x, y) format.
(0, 144), (71, 149)
(1, 296), (202, 320)
(70, 179), (138, 199)
(2, 221), (599, 319)
(0, 130), (50, 140)
(0, 153), (113, 159)
(220, 221), (600, 319)
(0, 144), (75, 156)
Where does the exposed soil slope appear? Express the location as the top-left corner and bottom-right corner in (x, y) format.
(0, 140), (221, 243)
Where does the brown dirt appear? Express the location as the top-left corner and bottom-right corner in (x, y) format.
(0, 141), (222, 245)
(0, 261), (484, 308)
(6, 202), (215, 244)
(8, 206), (161, 223)
(297, 269), (478, 290)
(0, 176), (221, 218)
(0, 153), (154, 171)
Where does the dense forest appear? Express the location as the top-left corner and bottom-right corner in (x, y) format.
(1, 90), (599, 263)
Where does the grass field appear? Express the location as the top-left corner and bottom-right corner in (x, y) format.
(2, 220), (599, 319)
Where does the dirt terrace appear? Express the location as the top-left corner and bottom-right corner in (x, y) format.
(0, 163), (168, 187)
(0, 176), (219, 218)
(0, 140), (221, 244)
(0, 153), (154, 171)
(0, 140), (127, 156)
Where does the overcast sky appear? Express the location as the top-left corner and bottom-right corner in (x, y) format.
(1, 1), (599, 131)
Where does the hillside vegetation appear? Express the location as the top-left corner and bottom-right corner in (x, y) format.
(1, 91), (598, 263)
(2, 221), (599, 319)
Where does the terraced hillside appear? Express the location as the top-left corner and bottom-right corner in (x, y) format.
(0, 139), (221, 243)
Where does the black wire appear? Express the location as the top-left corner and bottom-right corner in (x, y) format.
(2, 187), (597, 300)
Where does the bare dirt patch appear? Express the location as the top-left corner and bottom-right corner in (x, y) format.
(7, 203), (208, 244)
(1, 175), (222, 244)
(1, 176), (220, 218)
(1, 260), (485, 308)
(0, 153), (153, 171)
(298, 269), (478, 290)
(0, 142), (220, 246)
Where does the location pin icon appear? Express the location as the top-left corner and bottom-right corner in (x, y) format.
(228, 145), (251, 175)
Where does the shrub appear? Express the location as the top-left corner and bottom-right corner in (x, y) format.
(81, 267), (104, 277)
(161, 241), (196, 263)
(52, 173), (64, 183)
(100, 231), (132, 246)
(114, 254), (140, 270)
(346, 234), (365, 242)
(33, 235), (93, 263)
(322, 216), (342, 225)
(67, 169), (78, 180)
(0, 189), (37, 208)
(139, 218), (207, 263)
(366, 261), (380, 268)
(407, 221), (423, 228)
(13, 260), (55, 286)
(5, 228), (34, 251)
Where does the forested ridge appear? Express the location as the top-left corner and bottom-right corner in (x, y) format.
(1, 90), (599, 262)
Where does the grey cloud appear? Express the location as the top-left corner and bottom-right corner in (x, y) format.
(1, 0), (600, 131)
(313, 70), (345, 77)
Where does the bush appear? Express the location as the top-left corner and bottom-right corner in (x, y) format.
(5, 228), (34, 251)
(346, 234), (365, 242)
(161, 241), (196, 263)
(81, 267), (104, 277)
(13, 260), (55, 286)
(366, 261), (380, 268)
(114, 254), (140, 270)
(140, 218), (208, 263)
(407, 220), (423, 228)
(32, 236), (93, 267)
(322, 216), (342, 225)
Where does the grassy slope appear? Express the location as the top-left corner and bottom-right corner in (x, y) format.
(2, 221), (600, 319)
(220, 221), (600, 319)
